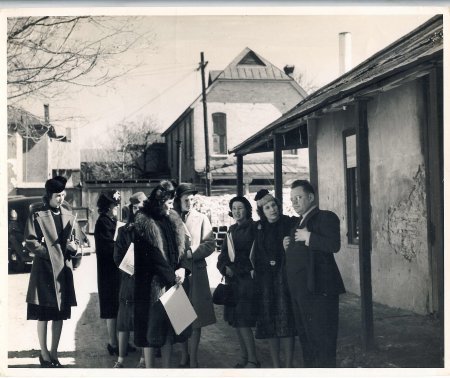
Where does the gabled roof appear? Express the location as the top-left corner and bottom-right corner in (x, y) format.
(230, 15), (443, 156)
(163, 48), (307, 136)
(7, 105), (60, 139)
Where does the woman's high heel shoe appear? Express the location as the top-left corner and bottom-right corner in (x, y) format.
(107, 343), (119, 356)
(39, 354), (53, 368)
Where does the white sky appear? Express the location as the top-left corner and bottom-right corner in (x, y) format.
(4, 8), (438, 148)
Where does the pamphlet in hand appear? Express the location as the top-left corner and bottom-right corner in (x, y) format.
(113, 221), (126, 241)
(118, 242), (134, 276)
(159, 284), (197, 335)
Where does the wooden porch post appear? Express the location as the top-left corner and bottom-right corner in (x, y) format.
(307, 119), (319, 205)
(237, 154), (244, 197)
(356, 100), (374, 351)
(273, 134), (283, 205)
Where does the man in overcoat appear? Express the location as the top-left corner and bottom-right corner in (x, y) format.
(283, 179), (345, 368)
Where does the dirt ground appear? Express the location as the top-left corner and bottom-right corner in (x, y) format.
(6, 235), (444, 374)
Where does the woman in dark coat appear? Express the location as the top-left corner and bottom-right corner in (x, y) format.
(94, 189), (122, 355)
(217, 196), (259, 368)
(253, 189), (298, 368)
(133, 180), (190, 368)
(113, 191), (147, 368)
(25, 176), (80, 368)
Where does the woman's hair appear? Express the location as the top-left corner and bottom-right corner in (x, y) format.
(228, 196), (252, 219)
(127, 203), (136, 223)
(254, 189), (282, 222)
(173, 197), (182, 215)
(142, 180), (175, 218)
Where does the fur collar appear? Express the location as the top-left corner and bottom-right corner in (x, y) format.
(134, 210), (185, 261)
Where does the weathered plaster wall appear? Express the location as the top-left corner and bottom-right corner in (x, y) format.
(368, 80), (429, 314)
(25, 137), (48, 183)
(316, 107), (361, 296)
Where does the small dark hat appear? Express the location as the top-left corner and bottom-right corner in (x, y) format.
(97, 190), (121, 208)
(129, 192), (147, 205)
(254, 188), (275, 208)
(45, 175), (67, 194)
(254, 189), (269, 202)
(175, 182), (198, 198)
(149, 180), (175, 202)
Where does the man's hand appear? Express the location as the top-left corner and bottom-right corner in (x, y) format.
(283, 236), (291, 251)
(294, 228), (311, 245)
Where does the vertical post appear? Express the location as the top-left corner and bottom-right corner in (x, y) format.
(273, 134), (283, 205)
(237, 154), (244, 197)
(176, 140), (182, 184)
(199, 52), (211, 196)
(356, 100), (374, 351)
(307, 120), (319, 205)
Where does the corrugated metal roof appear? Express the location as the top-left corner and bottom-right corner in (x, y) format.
(217, 47), (293, 81)
(230, 15), (443, 155)
(210, 163), (298, 177)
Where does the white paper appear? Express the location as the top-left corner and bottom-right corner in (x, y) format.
(227, 233), (236, 262)
(113, 221), (126, 241)
(159, 285), (197, 335)
(118, 242), (134, 275)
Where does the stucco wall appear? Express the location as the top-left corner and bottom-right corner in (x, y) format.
(316, 108), (361, 296)
(24, 137), (48, 182)
(316, 80), (430, 314)
(368, 81), (429, 314)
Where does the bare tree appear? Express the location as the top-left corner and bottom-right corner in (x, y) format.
(7, 16), (154, 100)
(112, 117), (167, 179)
(295, 70), (319, 95)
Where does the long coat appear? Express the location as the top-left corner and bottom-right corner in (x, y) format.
(253, 215), (297, 339)
(183, 209), (216, 328)
(133, 210), (189, 347)
(25, 202), (78, 311)
(94, 213), (121, 319)
(217, 219), (257, 328)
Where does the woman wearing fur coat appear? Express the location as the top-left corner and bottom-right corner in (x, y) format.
(133, 180), (190, 368)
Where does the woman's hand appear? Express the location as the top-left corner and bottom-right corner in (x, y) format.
(225, 266), (234, 277)
(283, 236), (291, 251)
(66, 240), (78, 255)
(175, 267), (186, 287)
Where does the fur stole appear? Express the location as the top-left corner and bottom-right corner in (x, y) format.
(134, 210), (186, 262)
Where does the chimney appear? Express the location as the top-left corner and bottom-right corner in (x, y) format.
(339, 32), (352, 75)
(44, 104), (49, 124)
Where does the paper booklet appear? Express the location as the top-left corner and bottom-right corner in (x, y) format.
(113, 221), (126, 241)
(118, 242), (134, 276)
(159, 284), (197, 335)
(227, 233), (236, 262)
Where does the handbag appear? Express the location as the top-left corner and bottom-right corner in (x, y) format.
(212, 277), (237, 307)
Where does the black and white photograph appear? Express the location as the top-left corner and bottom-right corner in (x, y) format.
(2, 3), (446, 376)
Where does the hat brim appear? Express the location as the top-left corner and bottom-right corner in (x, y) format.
(180, 189), (198, 196)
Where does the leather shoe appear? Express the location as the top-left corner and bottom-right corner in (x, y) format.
(39, 354), (53, 368)
(51, 358), (64, 368)
(107, 343), (119, 356)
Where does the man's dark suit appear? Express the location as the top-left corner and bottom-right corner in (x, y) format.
(285, 206), (345, 368)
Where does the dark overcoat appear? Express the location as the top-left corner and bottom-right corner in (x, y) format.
(94, 213), (121, 319)
(25, 203), (78, 310)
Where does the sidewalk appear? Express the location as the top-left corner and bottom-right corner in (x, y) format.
(7, 248), (443, 370)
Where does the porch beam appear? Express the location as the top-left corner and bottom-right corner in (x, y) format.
(356, 100), (374, 351)
(307, 119), (319, 205)
(273, 134), (283, 205)
(236, 154), (244, 197)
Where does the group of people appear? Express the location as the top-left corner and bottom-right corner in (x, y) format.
(24, 175), (345, 369)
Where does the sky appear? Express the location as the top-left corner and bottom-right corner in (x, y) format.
(4, 7), (438, 149)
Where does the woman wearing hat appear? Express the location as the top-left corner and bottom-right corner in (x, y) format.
(25, 176), (80, 367)
(252, 189), (297, 368)
(174, 183), (216, 368)
(113, 192), (147, 368)
(133, 180), (189, 368)
(94, 189), (122, 356)
(217, 196), (259, 368)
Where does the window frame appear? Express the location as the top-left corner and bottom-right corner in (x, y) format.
(212, 112), (227, 155)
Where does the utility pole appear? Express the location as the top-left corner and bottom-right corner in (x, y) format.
(198, 52), (211, 196)
(176, 140), (182, 184)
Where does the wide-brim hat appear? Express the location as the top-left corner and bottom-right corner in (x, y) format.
(97, 190), (121, 208)
(45, 175), (67, 194)
(175, 183), (198, 198)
